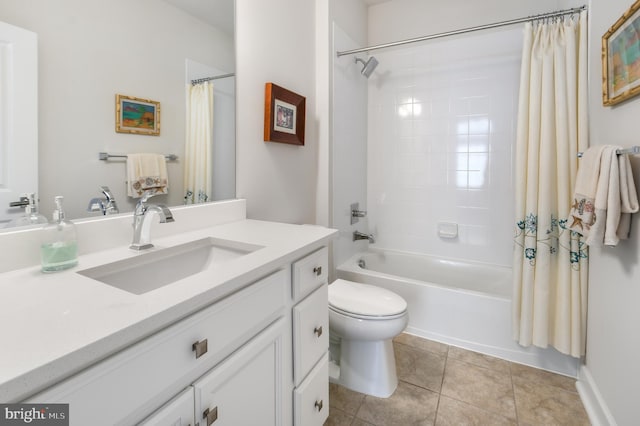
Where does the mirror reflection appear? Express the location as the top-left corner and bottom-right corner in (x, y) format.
(0, 0), (235, 228)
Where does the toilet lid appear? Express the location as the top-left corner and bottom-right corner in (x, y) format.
(329, 279), (407, 317)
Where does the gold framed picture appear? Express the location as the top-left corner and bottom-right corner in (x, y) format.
(602, 0), (640, 106)
(115, 94), (160, 135)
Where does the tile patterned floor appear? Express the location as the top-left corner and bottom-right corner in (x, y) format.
(325, 333), (590, 426)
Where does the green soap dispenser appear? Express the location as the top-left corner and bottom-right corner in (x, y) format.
(41, 196), (78, 272)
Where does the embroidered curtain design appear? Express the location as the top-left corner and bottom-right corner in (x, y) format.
(184, 82), (214, 205)
(512, 12), (589, 357)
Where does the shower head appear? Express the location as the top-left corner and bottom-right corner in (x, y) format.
(355, 56), (379, 78)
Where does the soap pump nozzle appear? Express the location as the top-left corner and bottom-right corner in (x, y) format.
(53, 195), (66, 222)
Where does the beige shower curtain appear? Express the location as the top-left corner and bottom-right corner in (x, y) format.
(184, 82), (214, 204)
(512, 11), (588, 357)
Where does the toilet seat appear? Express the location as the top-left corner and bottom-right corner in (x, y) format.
(329, 279), (407, 319)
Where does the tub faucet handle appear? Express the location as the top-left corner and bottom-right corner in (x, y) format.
(353, 230), (375, 244)
(350, 202), (367, 224)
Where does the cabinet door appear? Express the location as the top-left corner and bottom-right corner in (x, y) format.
(138, 387), (194, 426)
(193, 319), (285, 426)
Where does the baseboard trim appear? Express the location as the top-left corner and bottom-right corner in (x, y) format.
(576, 365), (617, 426)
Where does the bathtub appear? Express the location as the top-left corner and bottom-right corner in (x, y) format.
(337, 248), (579, 377)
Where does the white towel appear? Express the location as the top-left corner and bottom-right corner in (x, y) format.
(126, 153), (169, 198)
(568, 145), (639, 246)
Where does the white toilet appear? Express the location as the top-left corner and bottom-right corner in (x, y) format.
(328, 279), (408, 398)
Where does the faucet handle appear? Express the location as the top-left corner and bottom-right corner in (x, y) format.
(139, 189), (161, 203)
(87, 198), (106, 213)
(9, 196), (30, 208)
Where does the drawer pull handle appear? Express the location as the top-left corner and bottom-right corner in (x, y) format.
(314, 326), (323, 337)
(192, 339), (208, 359)
(315, 400), (324, 412)
(313, 266), (322, 276)
(203, 406), (218, 425)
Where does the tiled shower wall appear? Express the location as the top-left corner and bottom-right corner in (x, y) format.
(367, 28), (522, 267)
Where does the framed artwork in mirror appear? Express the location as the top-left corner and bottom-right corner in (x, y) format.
(264, 83), (305, 145)
(115, 94), (161, 135)
(602, 0), (640, 106)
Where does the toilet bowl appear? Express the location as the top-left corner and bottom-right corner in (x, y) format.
(328, 279), (408, 398)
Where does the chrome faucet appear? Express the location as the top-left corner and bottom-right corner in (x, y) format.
(130, 189), (174, 250)
(353, 230), (375, 243)
(87, 186), (120, 215)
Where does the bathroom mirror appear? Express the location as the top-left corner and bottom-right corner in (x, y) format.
(0, 0), (235, 225)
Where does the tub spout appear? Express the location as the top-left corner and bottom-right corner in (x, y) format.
(353, 231), (375, 243)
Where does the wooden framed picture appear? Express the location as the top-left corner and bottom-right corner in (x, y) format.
(602, 0), (640, 106)
(115, 94), (160, 135)
(264, 83), (305, 145)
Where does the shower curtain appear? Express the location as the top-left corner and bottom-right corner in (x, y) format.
(512, 11), (588, 357)
(184, 82), (214, 204)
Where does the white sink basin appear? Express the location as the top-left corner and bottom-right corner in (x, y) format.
(77, 237), (263, 294)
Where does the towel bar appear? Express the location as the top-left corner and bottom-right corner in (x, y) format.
(577, 146), (640, 158)
(99, 152), (178, 161)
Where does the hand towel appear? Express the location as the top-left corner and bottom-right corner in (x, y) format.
(568, 145), (639, 246)
(126, 153), (169, 198)
(615, 152), (640, 241)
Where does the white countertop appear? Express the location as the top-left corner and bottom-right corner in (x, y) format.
(0, 218), (336, 402)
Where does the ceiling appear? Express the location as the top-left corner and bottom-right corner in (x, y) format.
(163, 0), (234, 36)
(362, 0), (393, 5)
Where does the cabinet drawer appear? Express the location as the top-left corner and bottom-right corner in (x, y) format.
(293, 353), (329, 426)
(292, 246), (328, 301)
(29, 270), (287, 426)
(293, 284), (328, 386)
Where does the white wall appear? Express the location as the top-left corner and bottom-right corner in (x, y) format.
(235, 0), (318, 224)
(368, 0), (567, 45)
(580, 0), (640, 424)
(0, 0), (233, 219)
(316, 0), (369, 233)
(332, 24), (370, 268)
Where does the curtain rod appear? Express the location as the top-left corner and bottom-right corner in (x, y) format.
(336, 5), (587, 57)
(191, 73), (235, 85)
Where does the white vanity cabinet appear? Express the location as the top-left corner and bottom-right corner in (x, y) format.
(28, 269), (288, 425)
(291, 247), (330, 426)
(23, 242), (333, 426)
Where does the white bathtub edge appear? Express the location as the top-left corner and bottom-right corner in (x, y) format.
(576, 365), (617, 426)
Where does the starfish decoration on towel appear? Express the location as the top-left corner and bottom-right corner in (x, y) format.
(571, 199), (581, 210)
(570, 215), (584, 229)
